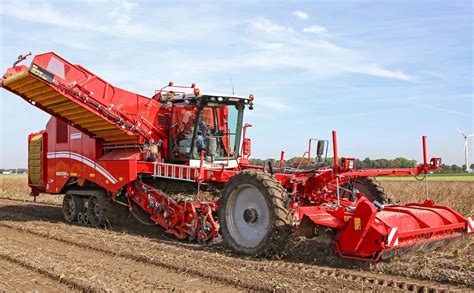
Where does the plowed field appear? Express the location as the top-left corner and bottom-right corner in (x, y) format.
(0, 175), (472, 291)
(0, 198), (471, 291)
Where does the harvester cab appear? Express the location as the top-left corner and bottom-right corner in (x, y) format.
(153, 82), (253, 168)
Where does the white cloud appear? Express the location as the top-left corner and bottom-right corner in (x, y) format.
(109, 0), (136, 26)
(256, 42), (284, 50)
(245, 18), (413, 81)
(293, 10), (309, 20)
(252, 18), (293, 33)
(407, 102), (472, 117)
(302, 25), (328, 34)
(0, 1), (158, 40)
(1, 3), (414, 86)
(256, 96), (292, 112)
(0, 2), (86, 30)
(345, 64), (414, 81)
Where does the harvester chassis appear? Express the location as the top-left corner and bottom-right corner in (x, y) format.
(0, 52), (472, 262)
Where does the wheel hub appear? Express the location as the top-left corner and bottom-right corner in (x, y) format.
(94, 203), (101, 217)
(225, 184), (270, 248)
(68, 200), (76, 211)
(243, 208), (258, 224)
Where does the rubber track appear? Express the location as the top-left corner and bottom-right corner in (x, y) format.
(0, 221), (462, 292)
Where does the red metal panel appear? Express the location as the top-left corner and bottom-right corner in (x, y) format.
(52, 118), (71, 193)
(335, 200), (471, 260)
(98, 159), (138, 192)
(31, 52), (164, 140)
(296, 206), (345, 229)
(2, 52), (167, 145)
(44, 118), (56, 193)
(69, 125), (83, 178)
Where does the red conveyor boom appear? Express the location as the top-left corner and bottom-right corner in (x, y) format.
(1, 52), (161, 144)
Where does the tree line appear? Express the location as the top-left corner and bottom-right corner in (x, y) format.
(1, 160), (472, 174)
(248, 157), (473, 174)
(0, 168), (27, 174)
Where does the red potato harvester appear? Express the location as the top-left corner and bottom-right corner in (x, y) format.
(1, 52), (472, 261)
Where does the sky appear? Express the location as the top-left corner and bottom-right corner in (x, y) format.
(0, 0), (473, 168)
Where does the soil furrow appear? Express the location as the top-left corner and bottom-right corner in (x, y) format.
(0, 226), (238, 292)
(0, 255), (78, 292)
(0, 253), (94, 292)
(0, 195), (61, 207)
(0, 219), (466, 291)
(0, 222), (319, 291)
(0, 198), (471, 291)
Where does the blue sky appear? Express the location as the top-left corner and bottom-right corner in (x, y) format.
(0, 0), (472, 168)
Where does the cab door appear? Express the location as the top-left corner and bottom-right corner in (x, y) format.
(169, 105), (199, 162)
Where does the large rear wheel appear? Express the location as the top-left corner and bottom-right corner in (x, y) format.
(351, 177), (393, 204)
(219, 169), (291, 256)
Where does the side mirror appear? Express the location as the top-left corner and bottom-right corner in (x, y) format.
(242, 138), (251, 157)
(316, 140), (326, 162)
(242, 123), (252, 158)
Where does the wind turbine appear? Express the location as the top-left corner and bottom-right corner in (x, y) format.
(457, 128), (474, 172)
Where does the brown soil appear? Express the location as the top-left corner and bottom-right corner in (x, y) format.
(0, 198), (471, 292)
(0, 257), (78, 292)
(381, 181), (473, 216)
(0, 226), (235, 292)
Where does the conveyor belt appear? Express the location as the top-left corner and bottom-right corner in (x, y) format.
(2, 56), (148, 143)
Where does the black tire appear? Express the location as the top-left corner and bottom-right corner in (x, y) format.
(62, 192), (83, 223)
(218, 169), (291, 256)
(352, 177), (393, 204)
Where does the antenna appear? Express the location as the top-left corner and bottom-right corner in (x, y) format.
(457, 128), (474, 172)
(230, 77), (235, 95)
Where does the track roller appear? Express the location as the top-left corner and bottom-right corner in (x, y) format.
(62, 192), (83, 223)
(77, 212), (84, 224)
(83, 212), (90, 226)
(87, 194), (105, 227)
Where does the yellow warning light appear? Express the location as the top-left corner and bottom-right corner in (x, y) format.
(248, 94), (254, 101)
(194, 87), (200, 96)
